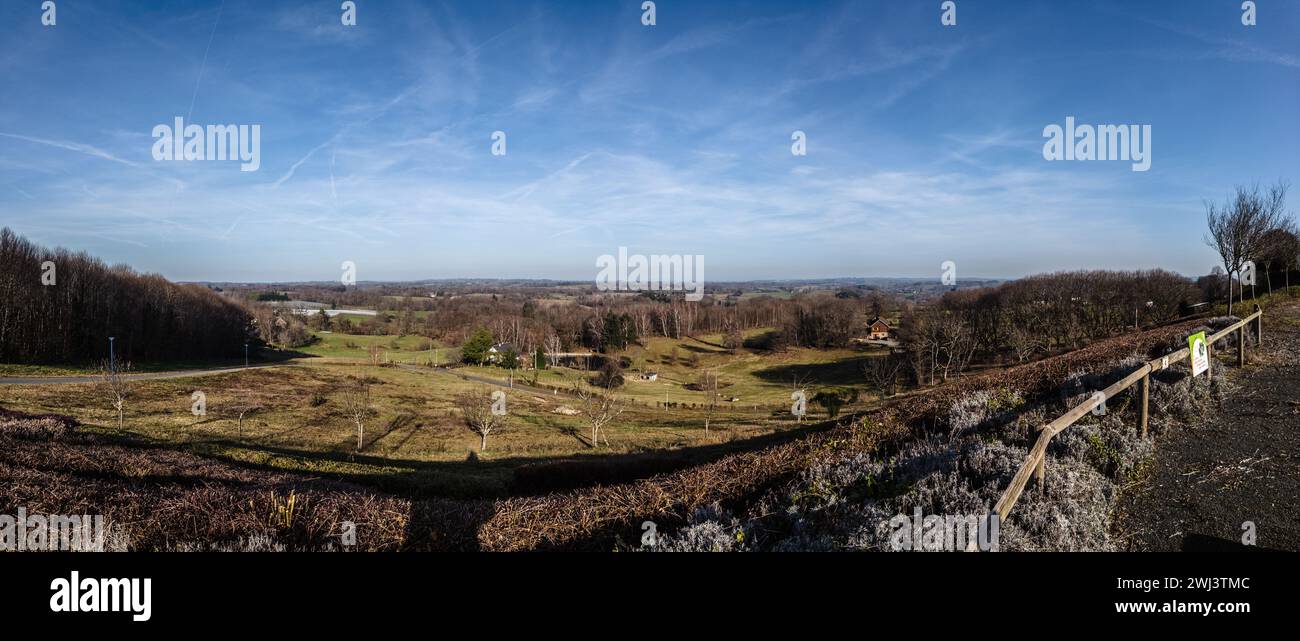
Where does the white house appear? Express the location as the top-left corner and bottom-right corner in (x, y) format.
(486, 342), (518, 364)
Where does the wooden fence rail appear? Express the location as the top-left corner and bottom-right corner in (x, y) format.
(986, 304), (1264, 535)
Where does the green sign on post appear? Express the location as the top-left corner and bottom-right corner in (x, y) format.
(1188, 331), (1209, 377)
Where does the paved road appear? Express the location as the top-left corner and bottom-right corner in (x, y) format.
(0, 364), (284, 386)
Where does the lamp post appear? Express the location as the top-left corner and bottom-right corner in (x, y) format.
(244, 342), (249, 367)
(108, 336), (116, 372)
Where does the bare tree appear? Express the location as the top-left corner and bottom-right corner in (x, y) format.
(225, 396), (262, 439)
(697, 369), (720, 432)
(722, 321), (743, 354)
(1259, 221), (1300, 296)
(863, 354), (901, 397)
(98, 360), (131, 429)
(1276, 229), (1300, 294)
(897, 308), (936, 385)
(933, 312), (976, 381)
(337, 378), (373, 452)
(573, 380), (625, 447)
(867, 291), (886, 319)
(1006, 324), (1044, 363)
(455, 389), (508, 451)
(544, 333), (562, 367)
(1205, 181), (1289, 314)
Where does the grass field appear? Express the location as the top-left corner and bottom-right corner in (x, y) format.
(0, 358), (826, 496)
(0, 325), (898, 498)
(455, 328), (890, 408)
(297, 332), (456, 363)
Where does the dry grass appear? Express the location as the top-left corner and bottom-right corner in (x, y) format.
(0, 316), (1229, 551)
(478, 316), (1216, 550)
(0, 407), (430, 550)
(0, 362), (800, 497)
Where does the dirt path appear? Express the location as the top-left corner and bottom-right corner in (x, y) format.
(1115, 300), (1300, 551)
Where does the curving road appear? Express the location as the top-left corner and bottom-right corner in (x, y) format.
(0, 364), (285, 386)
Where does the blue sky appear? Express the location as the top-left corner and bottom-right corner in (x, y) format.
(1, 0), (1297, 282)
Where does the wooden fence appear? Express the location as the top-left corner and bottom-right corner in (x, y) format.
(986, 304), (1264, 536)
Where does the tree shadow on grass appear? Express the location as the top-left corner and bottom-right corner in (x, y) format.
(181, 413), (842, 502)
(752, 356), (870, 387)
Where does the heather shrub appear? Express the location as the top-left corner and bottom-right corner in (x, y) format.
(0, 416), (75, 441)
(1052, 414), (1152, 482)
(644, 504), (751, 552)
(997, 455), (1114, 551)
(653, 343), (1223, 552)
(946, 388), (1027, 439)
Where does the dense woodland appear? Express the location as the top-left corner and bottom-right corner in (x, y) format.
(895, 269), (1203, 384)
(0, 228), (252, 364)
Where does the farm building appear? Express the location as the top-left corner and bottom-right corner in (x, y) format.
(867, 318), (891, 340)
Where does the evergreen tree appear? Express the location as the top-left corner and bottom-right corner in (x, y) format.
(601, 312), (636, 351)
(461, 328), (494, 364)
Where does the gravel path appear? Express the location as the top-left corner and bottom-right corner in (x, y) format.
(1115, 300), (1300, 551)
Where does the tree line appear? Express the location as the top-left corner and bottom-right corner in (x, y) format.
(0, 228), (253, 364)
(892, 269), (1202, 386)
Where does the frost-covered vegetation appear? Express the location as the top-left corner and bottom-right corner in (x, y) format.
(647, 348), (1226, 552)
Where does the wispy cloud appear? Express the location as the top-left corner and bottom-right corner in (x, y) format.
(0, 132), (142, 168)
(0, 0), (1293, 280)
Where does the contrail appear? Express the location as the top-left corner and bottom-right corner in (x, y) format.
(187, 0), (226, 121)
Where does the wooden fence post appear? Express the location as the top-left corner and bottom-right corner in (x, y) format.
(992, 314), (1264, 529)
(1254, 304), (1263, 347)
(1033, 425), (1046, 491)
(1139, 373), (1150, 438)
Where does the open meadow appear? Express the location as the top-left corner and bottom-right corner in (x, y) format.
(0, 327), (890, 499)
